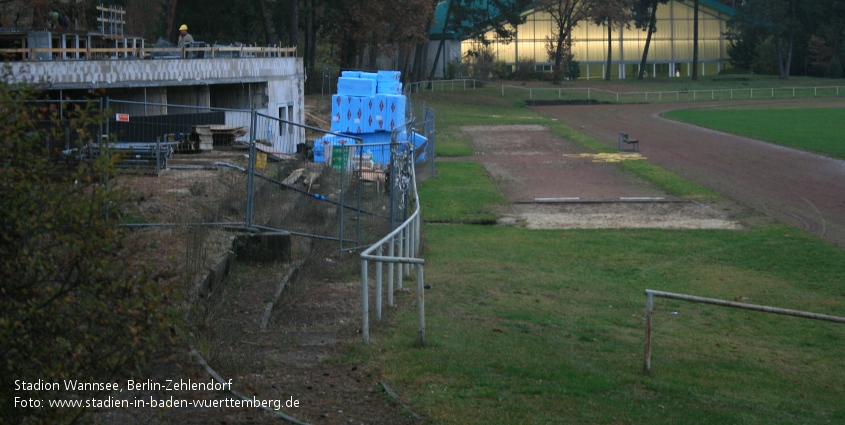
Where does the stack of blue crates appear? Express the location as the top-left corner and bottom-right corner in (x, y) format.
(314, 70), (427, 167)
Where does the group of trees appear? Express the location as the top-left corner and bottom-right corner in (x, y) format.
(728, 0), (845, 79)
(467, 0), (845, 82)
(5, 0), (844, 86)
(515, 0), (675, 83)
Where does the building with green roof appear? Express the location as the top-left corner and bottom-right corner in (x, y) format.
(427, 0), (736, 79)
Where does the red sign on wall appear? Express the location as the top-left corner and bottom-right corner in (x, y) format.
(115, 113), (129, 122)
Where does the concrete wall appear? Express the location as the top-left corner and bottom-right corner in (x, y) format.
(267, 77), (305, 153)
(9, 56), (306, 154)
(6, 57), (304, 90)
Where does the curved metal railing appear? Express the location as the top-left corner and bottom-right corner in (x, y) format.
(359, 140), (426, 345)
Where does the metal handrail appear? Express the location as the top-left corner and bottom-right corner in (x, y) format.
(643, 289), (845, 373)
(360, 140), (425, 345)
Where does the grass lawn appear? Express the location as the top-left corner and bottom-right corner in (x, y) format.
(375, 224), (845, 424)
(663, 107), (845, 159)
(417, 161), (507, 224)
(360, 83), (845, 424)
(413, 75), (845, 104)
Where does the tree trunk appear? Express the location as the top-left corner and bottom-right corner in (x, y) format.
(428, 39), (446, 82)
(166, 0), (178, 41)
(289, 0), (298, 48)
(605, 19), (612, 81)
(412, 13), (435, 83)
(368, 36), (378, 70)
(780, 33), (794, 80)
(340, 39), (357, 69)
(428, 0), (454, 82)
(638, 0), (659, 80)
(781, 0), (796, 80)
(412, 42), (426, 82)
(257, 0), (275, 46)
(553, 29), (565, 84)
(692, 0), (699, 80)
(305, 0), (315, 68)
(400, 45), (413, 82)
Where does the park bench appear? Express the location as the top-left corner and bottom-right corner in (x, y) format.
(618, 132), (639, 152)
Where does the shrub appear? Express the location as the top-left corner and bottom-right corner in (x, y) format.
(751, 38), (778, 75)
(566, 60), (581, 80)
(492, 60), (510, 79)
(719, 66), (751, 75)
(513, 56), (538, 80)
(0, 78), (173, 423)
(463, 45), (496, 79)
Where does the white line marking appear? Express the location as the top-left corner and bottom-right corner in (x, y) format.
(534, 197), (580, 202)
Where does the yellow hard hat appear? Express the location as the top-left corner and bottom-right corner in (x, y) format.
(179, 24), (188, 31)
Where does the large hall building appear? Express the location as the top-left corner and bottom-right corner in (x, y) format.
(429, 0), (736, 79)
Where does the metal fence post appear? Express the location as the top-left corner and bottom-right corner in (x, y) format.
(155, 136), (161, 174)
(644, 291), (654, 373)
(417, 264), (425, 346)
(388, 237), (395, 298)
(404, 222), (411, 275)
(356, 143), (363, 246)
(104, 97), (109, 144)
(389, 141), (397, 231)
(397, 232), (404, 289)
(376, 245), (383, 319)
(361, 259), (369, 344)
(246, 110), (257, 228)
(339, 144), (346, 255)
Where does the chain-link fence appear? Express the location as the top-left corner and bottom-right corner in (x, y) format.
(29, 98), (105, 154)
(31, 97), (434, 256)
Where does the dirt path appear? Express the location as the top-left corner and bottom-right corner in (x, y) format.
(531, 98), (845, 247)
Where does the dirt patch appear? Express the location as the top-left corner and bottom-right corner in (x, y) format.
(97, 140), (417, 424)
(459, 124), (740, 230)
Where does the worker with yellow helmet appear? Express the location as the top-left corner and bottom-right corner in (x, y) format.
(177, 24), (194, 47)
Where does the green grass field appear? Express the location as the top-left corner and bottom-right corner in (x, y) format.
(361, 82), (845, 424)
(411, 75), (845, 105)
(664, 107), (845, 159)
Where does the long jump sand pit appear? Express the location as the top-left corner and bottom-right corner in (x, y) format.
(504, 201), (741, 230)
(459, 124), (740, 230)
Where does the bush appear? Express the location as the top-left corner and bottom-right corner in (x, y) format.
(513, 56), (538, 80)
(492, 60), (510, 79)
(751, 38), (778, 75)
(464, 45), (496, 79)
(719, 66), (752, 75)
(566, 60), (581, 80)
(446, 60), (460, 80)
(0, 78), (173, 423)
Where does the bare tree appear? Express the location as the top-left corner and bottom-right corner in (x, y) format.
(536, 0), (594, 84)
